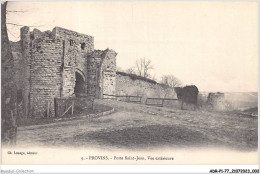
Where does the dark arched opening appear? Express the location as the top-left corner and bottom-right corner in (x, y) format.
(74, 71), (85, 97)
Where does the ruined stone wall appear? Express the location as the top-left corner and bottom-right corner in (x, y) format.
(62, 39), (86, 97)
(30, 36), (63, 117)
(207, 92), (226, 111)
(53, 27), (93, 97)
(116, 74), (177, 101)
(100, 49), (117, 98)
(87, 49), (117, 99)
(87, 50), (103, 98)
(53, 27), (94, 52)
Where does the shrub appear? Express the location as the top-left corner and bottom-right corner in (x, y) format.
(174, 85), (199, 104)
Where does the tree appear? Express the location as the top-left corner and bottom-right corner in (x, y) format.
(160, 75), (182, 88)
(175, 85), (199, 105)
(1, 1), (18, 146)
(125, 67), (135, 74)
(135, 58), (153, 78)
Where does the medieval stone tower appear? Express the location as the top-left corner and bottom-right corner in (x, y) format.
(11, 26), (117, 118)
(207, 92), (226, 111)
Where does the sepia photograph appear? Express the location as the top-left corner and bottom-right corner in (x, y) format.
(1, 0), (258, 170)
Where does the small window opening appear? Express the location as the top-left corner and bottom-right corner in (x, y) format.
(81, 43), (86, 50)
(70, 39), (75, 46)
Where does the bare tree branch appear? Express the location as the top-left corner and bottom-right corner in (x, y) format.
(161, 75), (182, 88)
(135, 58), (153, 78)
(125, 67), (135, 74)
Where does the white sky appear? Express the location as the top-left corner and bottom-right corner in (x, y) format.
(6, 1), (258, 92)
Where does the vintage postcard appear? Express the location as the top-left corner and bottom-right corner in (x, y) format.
(1, 0), (258, 169)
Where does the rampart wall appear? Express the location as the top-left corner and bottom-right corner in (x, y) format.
(116, 73), (177, 103)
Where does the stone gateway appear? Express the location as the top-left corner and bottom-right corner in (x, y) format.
(11, 27), (117, 118)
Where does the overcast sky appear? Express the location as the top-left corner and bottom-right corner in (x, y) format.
(6, 1), (258, 92)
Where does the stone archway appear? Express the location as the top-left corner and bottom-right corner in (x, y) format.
(74, 71), (85, 97)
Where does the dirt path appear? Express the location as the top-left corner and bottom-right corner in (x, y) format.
(16, 99), (258, 151)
